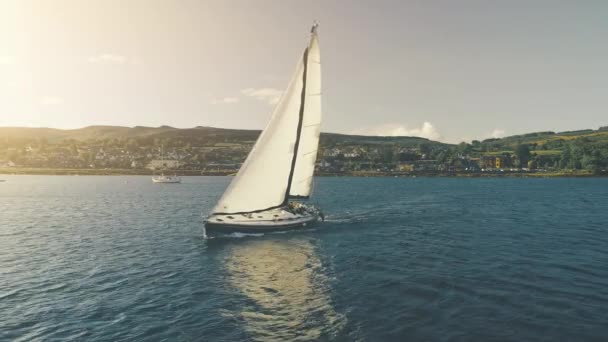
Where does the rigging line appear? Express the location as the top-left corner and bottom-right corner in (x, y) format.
(303, 150), (317, 156)
(283, 47), (309, 206)
(304, 123), (321, 128)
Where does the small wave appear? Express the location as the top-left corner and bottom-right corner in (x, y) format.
(323, 218), (352, 223)
(64, 330), (90, 340)
(261, 286), (279, 294)
(0, 288), (21, 300)
(86, 266), (101, 278)
(44, 282), (68, 292)
(99, 278), (129, 292)
(161, 272), (178, 279)
(0, 230), (25, 237)
(110, 312), (127, 325)
(324, 208), (386, 223)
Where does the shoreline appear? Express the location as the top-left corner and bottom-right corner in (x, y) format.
(1, 168), (606, 178)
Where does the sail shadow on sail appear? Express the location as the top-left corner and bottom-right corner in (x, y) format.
(222, 238), (346, 340)
(205, 24), (324, 236)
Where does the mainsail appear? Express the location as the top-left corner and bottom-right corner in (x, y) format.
(211, 26), (321, 215)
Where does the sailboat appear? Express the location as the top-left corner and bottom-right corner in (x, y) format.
(152, 145), (181, 183)
(205, 24), (324, 236)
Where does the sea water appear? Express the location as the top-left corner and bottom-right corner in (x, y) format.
(1, 176), (607, 341)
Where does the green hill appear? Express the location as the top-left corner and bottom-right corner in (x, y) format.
(0, 125), (448, 148)
(480, 127), (608, 149)
(475, 127), (608, 171)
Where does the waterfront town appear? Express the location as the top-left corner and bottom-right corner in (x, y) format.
(2, 126), (607, 176)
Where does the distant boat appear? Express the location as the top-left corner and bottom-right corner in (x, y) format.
(152, 174), (181, 183)
(205, 24), (324, 236)
(152, 145), (181, 183)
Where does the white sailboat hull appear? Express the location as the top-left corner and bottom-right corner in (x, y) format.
(152, 175), (181, 183)
(205, 206), (321, 236)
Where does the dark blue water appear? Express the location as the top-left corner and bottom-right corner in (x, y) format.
(1, 176), (608, 341)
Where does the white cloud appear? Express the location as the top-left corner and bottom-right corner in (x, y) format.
(41, 96), (64, 106)
(351, 122), (442, 141)
(488, 129), (506, 139)
(0, 56), (15, 65)
(211, 97), (240, 105)
(88, 54), (128, 64)
(241, 87), (283, 105)
(222, 97), (239, 104)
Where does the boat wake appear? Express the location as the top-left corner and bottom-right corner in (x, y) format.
(322, 217), (352, 223)
(204, 231), (265, 239)
(323, 210), (378, 224)
(225, 232), (265, 238)
(204, 227), (320, 240)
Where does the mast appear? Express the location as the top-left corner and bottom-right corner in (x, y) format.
(283, 47), (309, 205)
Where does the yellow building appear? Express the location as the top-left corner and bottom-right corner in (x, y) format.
(481, 156), (504, 169)
(398, 163), (414, 172)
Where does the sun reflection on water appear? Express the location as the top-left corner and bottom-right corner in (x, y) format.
(222, 237), (345, 341)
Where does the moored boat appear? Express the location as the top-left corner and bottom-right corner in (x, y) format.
(152, 174), (181, 183)
(152, 144), (181, 183)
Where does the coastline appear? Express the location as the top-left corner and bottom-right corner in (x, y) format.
(1, 167), (605, 178)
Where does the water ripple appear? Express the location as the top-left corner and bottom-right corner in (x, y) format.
(1, 176), (608, 341)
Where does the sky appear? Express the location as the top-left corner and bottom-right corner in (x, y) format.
(1, 0), (607, 143)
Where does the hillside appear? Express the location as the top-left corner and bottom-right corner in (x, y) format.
(5, 124), (605, 147)
(479, 127), (608, 149)
(471, 127), (608, 172)
(0, 125), (448, 148)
